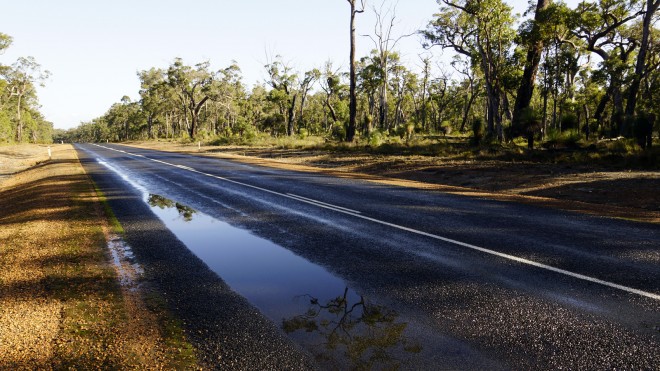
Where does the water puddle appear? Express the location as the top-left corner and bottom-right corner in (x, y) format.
(146, 193), (424, 368)
(107, 234), (144, 290)
(95, 158), (426, 367)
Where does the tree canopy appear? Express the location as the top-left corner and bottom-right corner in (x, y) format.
(0, 33), (52, 144)
(62, 1), (658, 151)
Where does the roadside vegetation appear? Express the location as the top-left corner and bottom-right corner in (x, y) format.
(0, 144), (197, 369)
(58, 1), (658, 157)
(0, 33), (53, 145)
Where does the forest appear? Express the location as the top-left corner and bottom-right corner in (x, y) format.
(0, 33), (53, 144)
(9, 0), (660, 152)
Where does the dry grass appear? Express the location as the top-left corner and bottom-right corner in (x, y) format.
(0, 144), (197, 369)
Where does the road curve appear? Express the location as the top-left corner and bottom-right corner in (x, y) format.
(75, 143), (660, 369)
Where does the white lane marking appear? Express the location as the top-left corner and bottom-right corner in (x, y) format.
(89, 144), (660, 301)
(176, 164), (196, 171)
(286, 193), (361, 214)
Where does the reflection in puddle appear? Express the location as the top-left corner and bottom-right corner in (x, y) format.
(284, 287), (422, 369)
(95, 158), (436, 367)
(145, 193), (423, 368)
(148, 194), (196, 221)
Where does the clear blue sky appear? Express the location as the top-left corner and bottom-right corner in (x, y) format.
(2, 0), (539, 130)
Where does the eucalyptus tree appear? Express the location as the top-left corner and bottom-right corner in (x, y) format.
(359, 49), (402, 131)
(265, 57), (299, 136)
(451, 57), (480, 132)
(625, 0), (660, 116)
(0, 32), (11, 53)
(424, 0), (517, 141)
(2, 57), (50, 142)
(389, 63), (417, 130)
(416, 57), (432, 131)
(138, 68), (171, 139)
(212, 62), (247, 136)
(346, 0), (366, 142)
(570, 0), (643, 135)
(357, 54), (382, 129)
(512, 0), (553, 135)
(320, 62), (347, 131)
(427, 72), (453, 133)
(364, 1), (414, 130)
(166, 58), (217, 139)
(297, 68), (321, 131)
(103, 96), (144, 140)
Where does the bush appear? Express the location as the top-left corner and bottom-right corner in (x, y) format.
(560, 112), (579, 130)
(543, 129), (581, 149)
(471, 118), (485, 145)
(633, 112), (655, 149)
(367, 129), (386, 147)
(331, 124), (346, 141)
(440, 121), (453, 136)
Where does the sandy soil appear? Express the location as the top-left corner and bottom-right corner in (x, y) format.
(126, 141), (659, 224)
(0, 144), (196, 369)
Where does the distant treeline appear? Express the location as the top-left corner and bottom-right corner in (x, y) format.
(64, 0), (658, 149)
(0, 32), (53, 144)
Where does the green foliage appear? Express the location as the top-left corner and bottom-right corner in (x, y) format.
(366, 129), (386, 147)
(440, 121), (453, 136)
(331, 124), (347, 142)
(0, 110), (13, 143)
(55, 0), (658, 163)
(560, 113), (579, 130)
(0, 35), (52, 144)
(471, 118), (485, 145)
(544, 129), (582, 149)
(632, 112), (655, 149)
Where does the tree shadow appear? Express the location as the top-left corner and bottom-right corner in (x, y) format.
(524, 178), (660, 211)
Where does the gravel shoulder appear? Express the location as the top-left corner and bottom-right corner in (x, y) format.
(0, 144), (196, 369)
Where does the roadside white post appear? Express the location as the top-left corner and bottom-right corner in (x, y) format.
(198, 141), (201, 150)
(47, 146), (51, 159)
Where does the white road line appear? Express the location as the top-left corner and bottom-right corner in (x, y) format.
(90, 144), (660, 301)
(286, 193), (361, 214)
(176, 164), (196, 171)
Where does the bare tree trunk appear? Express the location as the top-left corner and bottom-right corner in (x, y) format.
(460, 87), (476, 133)
(512, 0), (552, 128)
(542, 92), (548, 140)
(583, 104), (591, 140)
(346, 0), (364, 142)
(287, 95), (297, 136)
(15, 95), (22, 143)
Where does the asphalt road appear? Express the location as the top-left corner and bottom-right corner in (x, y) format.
(75, 143), (659, 370)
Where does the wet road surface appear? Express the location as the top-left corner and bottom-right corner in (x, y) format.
(75, 143), (660, 369)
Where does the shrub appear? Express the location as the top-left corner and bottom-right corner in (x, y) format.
(331, 124), (346, 141)
(367, 129), (386, 147)
(543, 129), (581, 149)
(471, 118), (485, 145)
(440, 121), (453, 136)
(633, 112), (655, 149)
(560, 112), (579, 130)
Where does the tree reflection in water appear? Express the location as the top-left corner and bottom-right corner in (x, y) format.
(147, 194), (196, 222)
(283, 287), (422, 369)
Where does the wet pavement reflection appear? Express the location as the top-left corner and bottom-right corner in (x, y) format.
(283, 287), (423, 369)
(145, 193), (424, 368)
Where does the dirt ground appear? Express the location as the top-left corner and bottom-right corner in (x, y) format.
(127, 141), (659, 224)
(0, 144), (196, 369)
